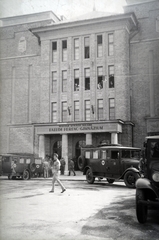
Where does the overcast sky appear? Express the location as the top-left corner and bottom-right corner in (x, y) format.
(0, 0), (127, 19)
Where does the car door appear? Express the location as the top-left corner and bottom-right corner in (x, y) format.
(105, 150), (120, 178)
(2, 156), (12, 174)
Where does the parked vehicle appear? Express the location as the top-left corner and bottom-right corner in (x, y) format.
(136, 136), (159, 223)
(78, 144), (141, 188)
(0, 153), (43, 180)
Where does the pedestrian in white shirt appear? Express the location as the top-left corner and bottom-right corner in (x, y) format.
(49, 153), (66, 193)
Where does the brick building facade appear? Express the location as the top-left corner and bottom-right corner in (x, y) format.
(0, 0), (159, 170)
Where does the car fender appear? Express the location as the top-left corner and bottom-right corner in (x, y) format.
(121, 167), (140, 179)
(136, 178), (159, 200)
(83, 166), (91, 175)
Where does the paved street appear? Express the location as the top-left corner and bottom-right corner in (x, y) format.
(0, 174), (159, 240)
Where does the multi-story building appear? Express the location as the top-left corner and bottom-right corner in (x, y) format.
(0, 0), (159, 170)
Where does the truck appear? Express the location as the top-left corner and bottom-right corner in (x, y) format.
(0, 153), (43, 180)
(78, 144), (141, 188)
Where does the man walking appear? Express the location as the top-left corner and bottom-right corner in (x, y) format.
(68, 158), (76, 176)
(49, 153), (66, 193)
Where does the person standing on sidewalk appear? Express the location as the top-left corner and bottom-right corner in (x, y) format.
(43, 156), (49, 178)
(60, 157), (66, 175)
(49, 153), (66, 193)
(68, 158), (76, 176)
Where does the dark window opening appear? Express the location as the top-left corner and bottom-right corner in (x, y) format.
(74, 78), (79, 91)
(97, 76), (103, 89)
(109, 75), (114, 88)
(97, 35), (102, 44)
(85, 77), (90, 90)
(85, 46), (90, 58)
(62, 40), (67, 49)
(52, 42), (57, 50)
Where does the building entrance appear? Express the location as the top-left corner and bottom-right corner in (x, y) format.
(53, 141), (62, 159)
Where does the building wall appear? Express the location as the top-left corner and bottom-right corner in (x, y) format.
(0, 18), (54, 153)
(125, 0), (159, 147)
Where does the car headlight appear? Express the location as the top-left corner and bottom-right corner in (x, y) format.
(152, 172), (159, 182)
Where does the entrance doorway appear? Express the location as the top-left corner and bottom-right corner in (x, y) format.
(53, 141), (62, 159)
(74, 140), (86, 170)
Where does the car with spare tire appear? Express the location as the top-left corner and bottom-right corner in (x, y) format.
(78, 144), (141, 188)
(0, 153), (43, 180)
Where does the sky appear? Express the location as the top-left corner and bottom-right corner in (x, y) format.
(0, 0), (127, 19)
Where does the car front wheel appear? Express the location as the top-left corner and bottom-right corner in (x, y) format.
(86, 168), (95, 184)
(136, 189), (148, 223)
(124, 171), (140, 188)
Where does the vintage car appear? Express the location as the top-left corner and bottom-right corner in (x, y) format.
(78, 144), (141, 188)
(136, 136), (159, 223)
(0, 153), (43, 180)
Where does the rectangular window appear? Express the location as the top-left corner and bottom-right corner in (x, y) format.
(85, 68), (90, 90)
(52, 71), (57, 93)
(84, 37), (90, 59)
(97, 99), (103, 120)
(62, 101), (67, 122)
(108, 65), (114, 88)
(85, 100), (90, 121)
(52, 102), (57, 122)
(97, 66), (103, 89)
(62, 70), (67, 92)
(109, 98), (115, 120)
(62, 40), (67, 62)
(108, 33), (114, 56)
(97, 35), (103, 58)
(74, 38), (79, 60)
(74, 69), (79, 91)
(74, 101), (79, 121)
(52, 41), (57, 62)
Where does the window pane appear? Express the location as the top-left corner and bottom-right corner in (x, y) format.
(108, 33), (114, 56)
(85, 100), (90, 121)
(62, 40), (67, 49)
(97, 45), (102, 57)
(52, 102), (57, 122)
(97, 67), (103, 89)
(98, 99), (103, 120)
(62, 102), (67, 122)
(85, 46), (90, 58)
(109, 66), (114, 88)
(97, 35), (102, 44)
(62, 49), (67, 61)
(84, 37), (89, 46)
(74, 101), (79, 121)
(52, 42), (57, 50)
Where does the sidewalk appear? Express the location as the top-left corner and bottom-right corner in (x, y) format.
(60, 171), (85, 181)
(36, 171), (86, 181)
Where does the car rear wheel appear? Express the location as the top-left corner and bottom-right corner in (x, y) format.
(124, 171), (140, 188)
(136, 189), (148, 223)
(86, 168), (95, 184)
(78, 156), (85, 171)
(107, 178), (115, 184)
(22, 170), (30, 180)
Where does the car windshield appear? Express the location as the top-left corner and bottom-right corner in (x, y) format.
(150, 141), (159, 158)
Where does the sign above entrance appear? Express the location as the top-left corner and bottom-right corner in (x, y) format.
(35, 121), (123, 134)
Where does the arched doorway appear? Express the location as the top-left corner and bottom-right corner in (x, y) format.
(53, 141), (62, 159)
(74, 140), (86, 170)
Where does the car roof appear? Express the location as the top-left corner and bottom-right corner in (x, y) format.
(0, 153), (34, 157)
(145, 136), (159, 140)
(82, 146), (141, 150)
